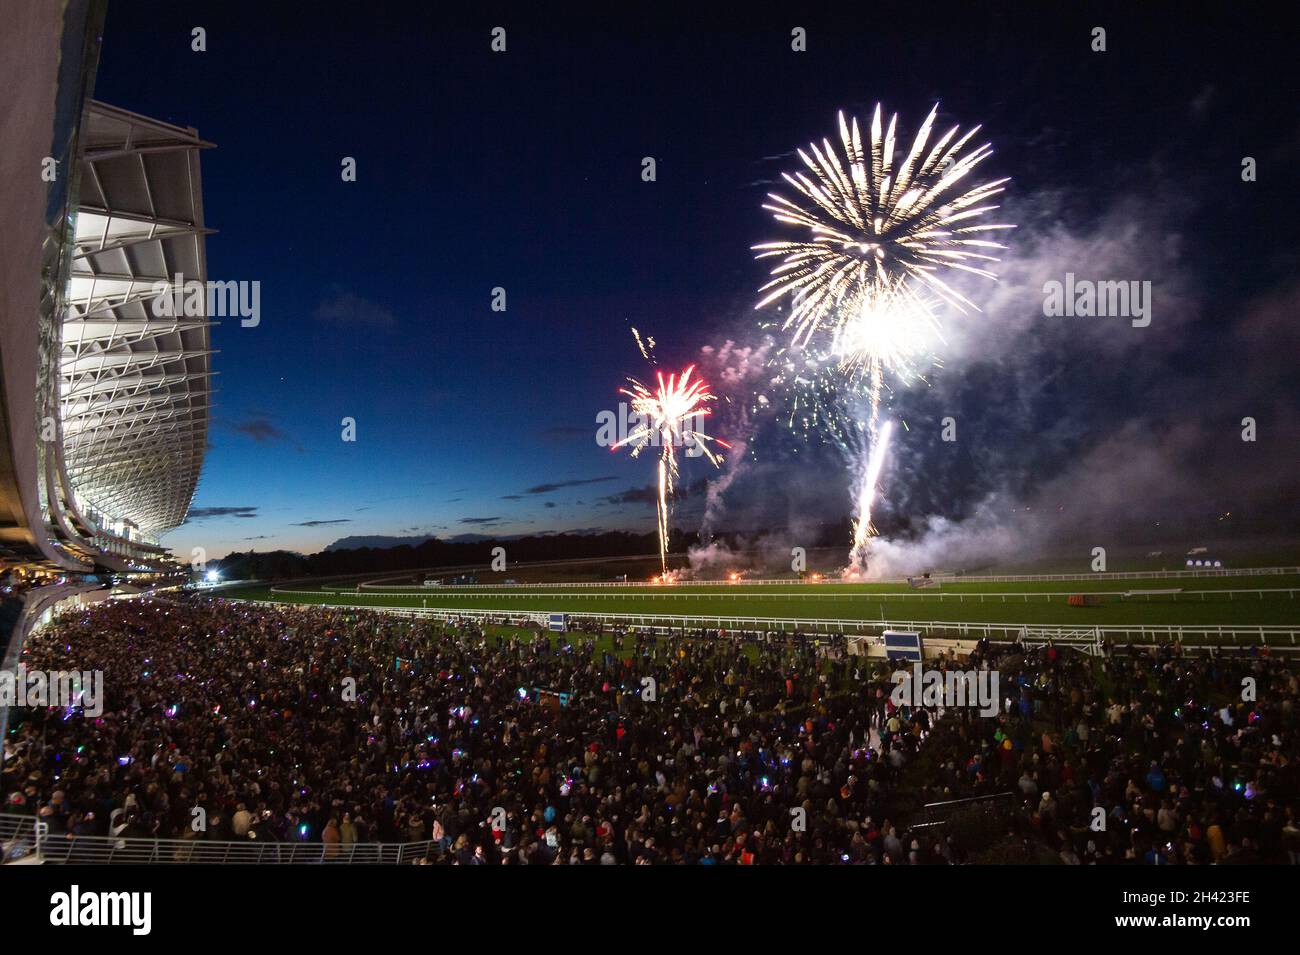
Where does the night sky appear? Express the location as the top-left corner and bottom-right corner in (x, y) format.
(90, 3), (1299, 561)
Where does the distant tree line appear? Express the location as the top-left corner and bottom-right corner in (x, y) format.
(212, 520), (865, 583)
(213, 530), (673, 581)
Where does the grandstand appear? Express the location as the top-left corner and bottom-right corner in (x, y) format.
(1, 7), (210, 579)
(1, 1), (209, 748)
(2, 1), (209, 576)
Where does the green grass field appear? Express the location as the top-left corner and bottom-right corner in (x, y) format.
(224, 573), (1300, 630)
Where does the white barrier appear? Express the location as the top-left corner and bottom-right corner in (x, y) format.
(277, 586), (1300, 603)
(235, 598), (1300, 648)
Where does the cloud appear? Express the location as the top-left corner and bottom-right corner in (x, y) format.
(521, 476), (618, 495)
(292, 519), (351, 527)
(185, 506), (258, 521)
(601, 479), (708, 507)
(601, 485), (658, 506)
(314, 287), (396, 328)
(459, 516), (503, 525)
(232, 418), (289, 444)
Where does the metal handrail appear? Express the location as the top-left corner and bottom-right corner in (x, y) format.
(922, 791), (1018, 824)
(234, 600), (1300, 648)
(0, 813), (439, 865)
(284, 587), (1300, 601)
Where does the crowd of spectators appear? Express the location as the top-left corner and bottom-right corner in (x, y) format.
(919, 637), (1300, 864)
(2, 595), (1296, 864)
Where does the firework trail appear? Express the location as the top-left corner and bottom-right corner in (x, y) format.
(848, 419), (893, 575)
(612, 332), (729, 576)
(755, 104), (1012, 574)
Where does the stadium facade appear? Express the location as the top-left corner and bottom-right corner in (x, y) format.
(1, 0), (213, 575)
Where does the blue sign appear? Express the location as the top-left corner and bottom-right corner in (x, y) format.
(548, 613), (567, 633)
(883, 630), (923, 662)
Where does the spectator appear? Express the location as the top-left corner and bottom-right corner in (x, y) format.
(2, 595), (1296, 865)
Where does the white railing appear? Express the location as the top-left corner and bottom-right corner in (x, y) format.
(0, 813), (438, 865)
(235, 599), (1300, 647)
(914, 566), (1300, 583)
(276, 586), (1300, 603)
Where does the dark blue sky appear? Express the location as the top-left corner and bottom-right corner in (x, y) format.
(90, 2), (1298, 558)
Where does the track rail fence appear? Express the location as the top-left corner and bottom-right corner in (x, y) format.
(279, 587), (1300, 603)
(0, 814), (438, 865)
(236, 599), (1300, 648)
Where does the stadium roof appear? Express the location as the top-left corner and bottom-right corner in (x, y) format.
(1, 6), (213, 572)
(54, 102), (215, 543)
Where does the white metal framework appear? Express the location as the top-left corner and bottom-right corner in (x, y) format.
(46, 101), (214, 566)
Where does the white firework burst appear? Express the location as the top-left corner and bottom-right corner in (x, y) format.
(755, 103), (1015, 347)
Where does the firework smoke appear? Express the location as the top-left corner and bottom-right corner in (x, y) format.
(695, 339), (772, 543)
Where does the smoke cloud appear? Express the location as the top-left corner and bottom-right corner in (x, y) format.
(691, 181), (1299, 574)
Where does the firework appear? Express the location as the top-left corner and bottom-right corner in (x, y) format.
(847, 419), (894, 575)
(755, 271), (936, 547)
(754, 103), (1014, 348)
(613, 341), (729, 576)
(754, 104), (1013, 575)
(830, 274), (942, 388)
(755, 335), (848, 443)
